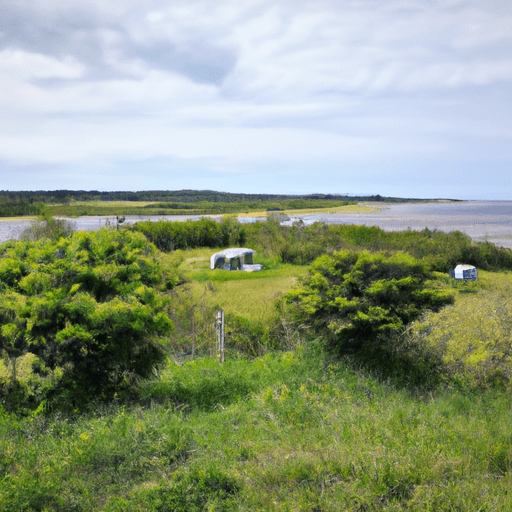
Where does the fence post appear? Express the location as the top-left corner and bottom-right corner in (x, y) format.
(215, 310), (225, 364)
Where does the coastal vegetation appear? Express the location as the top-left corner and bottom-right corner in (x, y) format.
(0, 229), (177, 412)
(0, 207), (512, 510)
(130, 214), (512, 271)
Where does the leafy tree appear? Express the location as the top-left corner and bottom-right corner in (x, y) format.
(287, 250), (453, 358)
(0, 229), (174, 410)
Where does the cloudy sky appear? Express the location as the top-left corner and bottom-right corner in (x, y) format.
(1, 0), (511, 199)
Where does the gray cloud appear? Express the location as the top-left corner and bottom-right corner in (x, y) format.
(126, 39), (236, 85)
(0, 1), (236, 84)
(0, 2), (103, 61)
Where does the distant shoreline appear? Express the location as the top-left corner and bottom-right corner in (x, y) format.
(1, 200), (511, 250)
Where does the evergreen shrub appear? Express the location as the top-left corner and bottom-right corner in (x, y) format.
(0, 229), (174, 411)
(287, 250), (453, 382)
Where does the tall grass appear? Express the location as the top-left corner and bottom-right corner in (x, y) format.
(1, 344), (512, 511)
(407, 270), (512, 389)
(160, 247), (306, 357)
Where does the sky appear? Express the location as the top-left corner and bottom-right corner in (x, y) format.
(0, 0), (511, 199)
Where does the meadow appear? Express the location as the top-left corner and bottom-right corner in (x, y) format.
(408, 270), (512, 389)
(1, 342), (512, 511)
(1, 218), (512, 510)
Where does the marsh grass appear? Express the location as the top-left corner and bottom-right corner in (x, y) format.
(45, 198), (358, 218)
(407, 270), (512, 389)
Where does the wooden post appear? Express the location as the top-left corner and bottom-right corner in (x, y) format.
(215, 310), (225, 364)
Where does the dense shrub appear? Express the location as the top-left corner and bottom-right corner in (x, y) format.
(132, 216), (246, 252)
(0, 196), (41, 217)
(287, 250), (453, 380)
(245, 222), (512, 271)
(245, 218), (352, 264)
(406, 270), (512, 390)
(0, 229), (175, 411)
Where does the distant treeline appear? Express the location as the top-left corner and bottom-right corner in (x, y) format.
(0, 196), (42, 217)
(0, 189), (455, 205)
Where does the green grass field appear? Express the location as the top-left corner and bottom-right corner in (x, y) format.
(1, 345), (511, 511)
(238, 203), (381, 217)
(163, 247), (307, 322)
(44, 199), (366, 218)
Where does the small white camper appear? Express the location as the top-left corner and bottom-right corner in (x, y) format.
(210, 248), (263, 272)
(449, 264), (477, 281)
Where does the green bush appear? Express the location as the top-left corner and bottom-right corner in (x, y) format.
(287, 250), (453, 378)
(0, 229), (174, 411)
(244, 221), (512, 271)
(132, 216), (246, 252)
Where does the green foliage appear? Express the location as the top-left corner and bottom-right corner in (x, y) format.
(2, 214), (512, 509)
(0, 402), (194, 512)
(244, 222), (512, 271)
(0, 196), (41, 217)
(0, 188), (427, 208)
(0, 229), (174, 411)
(406, 270), (512, 390)
(2, 347), (512, 510)
(132, 217), (246, 252)
(140, 356), (272, 410)
(245, 219), (348, 265)
(288, 251), (453, 367)
(106, 465), (240, 512)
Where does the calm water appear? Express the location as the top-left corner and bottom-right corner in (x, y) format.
(1, 201), (511, 249)
(383, 201), (512, 217)
(284, 201), (512, 249)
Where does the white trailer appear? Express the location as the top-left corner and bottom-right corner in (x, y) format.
(210, 248), (263, 272)
(449, 264), (477, 281)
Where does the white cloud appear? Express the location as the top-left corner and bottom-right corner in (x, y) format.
(0, 49), (85, 79)
(0, 0), (510, 197)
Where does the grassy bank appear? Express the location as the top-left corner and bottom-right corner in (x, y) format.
(237, 203), (381, 217)
(1, 344), (511, 511)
